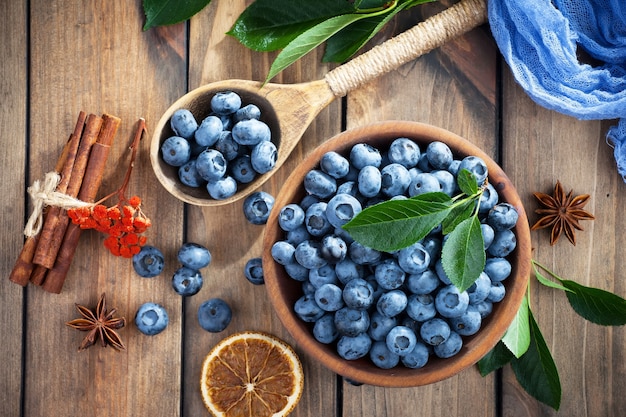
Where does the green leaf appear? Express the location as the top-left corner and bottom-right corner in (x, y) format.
(501, 294), (530, 358)
(532, 262), (572, 293)
(228, 0), (356, 52)
(441, 198), (476, 235)
(457, 168), (479, 196)
(343, 192), (452, 252)
(142, 0), (211, 30)
(560, 280), (626, 326)
(440, 216), (485, 292)
(511, 310), (561, 411)
(477, 340), (515, 377)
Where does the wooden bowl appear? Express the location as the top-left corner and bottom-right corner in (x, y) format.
(149, 81), (282, 206)
(262, 121), (531, 387)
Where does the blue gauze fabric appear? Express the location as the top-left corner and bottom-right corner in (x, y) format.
(487, 0), (626, 180)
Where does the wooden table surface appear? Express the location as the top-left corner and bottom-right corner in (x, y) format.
(2, 1), (625, 416)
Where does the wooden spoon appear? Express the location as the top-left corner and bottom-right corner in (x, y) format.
(150, 0), (487, 206)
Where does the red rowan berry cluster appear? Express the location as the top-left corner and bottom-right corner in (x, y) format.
(68, 196), (152, 258)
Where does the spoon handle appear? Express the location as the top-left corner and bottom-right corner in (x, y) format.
(324, 0), (487, 97)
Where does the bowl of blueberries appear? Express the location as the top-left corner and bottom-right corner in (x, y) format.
(150, 86), (280, 206)
(262, 121), (531, 387)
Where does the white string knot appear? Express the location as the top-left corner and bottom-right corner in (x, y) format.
(24, 172), (91, 237)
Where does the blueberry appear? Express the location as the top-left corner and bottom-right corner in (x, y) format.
(232, 119), (271, 146)
(229, 155), (257, 184)
(284, 262), (310, 281)
(484, 257), (512, 282)
(408, 172), (442, 197)
(320, 234), (347, 264)
(244, 257), (265, 285)
(215, 131), (242, 161)
(481, 223), (495, 249)
(487, 203), (519, 231)
(450, 305), (482, 336)
(432, 169), (457, 196)
(299, 195), (320, 212)
(370, 340), (400, 369)
(315, 283), (345, 312)
(466, 271), (491, 305)
(313, 313), (339, 344)
(405, 293), (437, 322)
(135, 302), (169, 335)
(194, 115), (223, 146)
(334, 307), (370, 337)
(210, 91), (242, 115)
(420, 317), (451, 346)
(309, 264), (338, 288)
(295, 240), (327, 269)
(198, 298), (232, 332)
(161, 136), (191, 167)
(349, 241), (382, 266)
(459, 155), (488, 185)
(380, 163), (411, 197)
(385, 325), (417, 356)
(243, 191), (274, 225)
(172, 267), (203, 296)
(250, 141), (277, 174)
(304, 169), (337, 199)
(336, 333), (372, 360)
(435, 259), (452, 285)
(487, 229), (517, 257)
(350, 143), (382, 169)
(336, 180), (359, 197)
(397, 242), (430, 274)
(487, 282), (506, 302)
(178, 159), (205, 188)
(401, 342), (430, 368)
(286, 224), (310, 246)
(368, 310), (398, 341)
(320, 151), (350, 179)
(177, 242), (211, 269)
(417, 153), (434, 172)
(406, 269), (439, 295)
(234, 104), (261, 122)
(435, 284), (470, 318)
(271, 241), (296, 265)
(278, 203), (306, 231)
(422, 235), (442, 266)
(376, 289), (408, 317)
(305, 202), (332, 237)
(374, 259), (406, 290)
(426, 141), (453, 170)
(325, 193), (362, 228)
(388, 137), (420, 168)
(132, 245), (165, 278)
(433, 330), (463, 358)
(474, 300), (494, 318)
(334, 259), (365, 285)
(206, 176), (237, 199)
(357, 165), (382, 198)
(479, 183), (499, 214)
(196, 149), (227, 182)
(170, 109), (198, 139)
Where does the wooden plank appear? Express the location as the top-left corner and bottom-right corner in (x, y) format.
(25, 1), (186, 416)
(181, 1), (342, 416)
(500, 68), (626, 414)
(0, 1), (27, 416)
(341, 4), (498, 416)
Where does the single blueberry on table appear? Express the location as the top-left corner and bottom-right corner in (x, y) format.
(336, 333), (372, 361)
(170, 109), (198, 139)
(198, 298), (233, 332)
(206, 176), (237, 200)
(135, 302), (169, 335)
(370, 340), (400, 369)
(172, 267), (203, 296)
(194, 115), (223, 147)
(243, 191), (274, 225)
(243, 257), (265, 285)
(161, 136), (191, 167)
(177, 242), (211, 270)
(210, 91), (242, 115)
(132, 245), (165, 278)
(385, 325), (418, 356)
(232, 119), (271, 146)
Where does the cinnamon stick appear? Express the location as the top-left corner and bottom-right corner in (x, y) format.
(8, 120), (83, 286)
(31, 113), (103, 273)
(42, 114), (121, 294)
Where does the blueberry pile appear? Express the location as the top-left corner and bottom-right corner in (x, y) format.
(160, 91), (276, 200)
(271, 138), (518, 369)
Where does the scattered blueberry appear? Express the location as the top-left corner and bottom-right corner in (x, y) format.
(244, 257), (265, 285)
(172, 267), (203, 296)
(178, 242), (211, 270)
(243, 191), (274, 225)
(198, 298), (232, 332)
(132, 245), (165, 278)
(135, 302), (169, 335)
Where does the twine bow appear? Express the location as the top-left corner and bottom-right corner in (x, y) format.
(24, 171), (91, 237)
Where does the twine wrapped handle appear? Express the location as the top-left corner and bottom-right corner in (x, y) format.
(24, 172), (90, 237)
(325, 0), (488, 97)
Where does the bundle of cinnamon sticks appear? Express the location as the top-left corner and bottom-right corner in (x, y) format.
(9, 111), (121, 293)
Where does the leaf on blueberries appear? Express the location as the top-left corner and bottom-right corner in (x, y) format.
(228, 0), (355, 51)
(143, 0), (211, 30)
(441, 216), (485, 292)
(560, 279), (626, 326)
(343, 192), (451, 252)
(457, 168), (479, 196)
(441, 198), (475, 235)
(501, 294), (530, 358)
(510, 310), (561, 410)
(477, 340), (515, 377)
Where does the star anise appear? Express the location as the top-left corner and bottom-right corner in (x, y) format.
(66, 292), (126, 351)
(531, 180), (595, 246)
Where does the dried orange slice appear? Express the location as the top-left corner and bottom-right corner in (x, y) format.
(200, 331), (304, 417)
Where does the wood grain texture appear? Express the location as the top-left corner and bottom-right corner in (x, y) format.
(0, 1), (27, 416)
